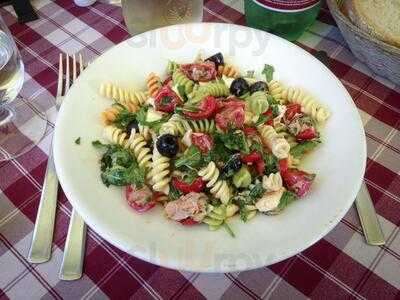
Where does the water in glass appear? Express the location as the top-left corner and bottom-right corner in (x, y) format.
(0, 30), (24, 106)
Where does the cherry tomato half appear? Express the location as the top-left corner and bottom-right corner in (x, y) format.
(282, 168), (316, 197)
(125, 185), (156, 213)
(180, 62), (217, 82)
(278, 159), (289, 174)
(179, 217), (199, 226)
(191, 133), (214, 153)
(183, 96), (217, 120)
(241, 151), (262, 164)
(154, 85), (182, 113)
(284, 103), (302, 123)
(296, 127), (317, 141)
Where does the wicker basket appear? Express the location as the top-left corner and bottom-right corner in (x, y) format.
(327, 0), (400, 86)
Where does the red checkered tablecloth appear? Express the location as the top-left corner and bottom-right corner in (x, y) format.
(1, 0), (399, 299)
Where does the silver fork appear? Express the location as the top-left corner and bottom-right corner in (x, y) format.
(28, 54), (88, 280)
(57, 54), (88, 281)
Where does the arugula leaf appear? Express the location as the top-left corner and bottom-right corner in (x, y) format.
(169, 184), (182, 201)
(250, 143), (263, 154)
(271, 104), (280, 118)
(290, 141), (320, 158)
(183, 170), (198, 184)
(277, 191), (297, 210)
(111, 150), (133, 168)
(100, 163), (145, 188)
(262, 64), (275, 83)
(112, 108), (136, 129)
(75, 137), (81, 145)
(177, 85), (188, 102)
(223, 222), (235, 238)
(216, 130), (249, 154)
(92, 140), (107, 149)
(255, 114), (270, 126)
(136, 106), (148, 125)
(136, 106), (170, 133)
(174, 145), (202, 169)
(249, 183), (265, 201)
(266, 95), (278, 106)
(203, 134), (234, 164)
(263, 153), (278, 175)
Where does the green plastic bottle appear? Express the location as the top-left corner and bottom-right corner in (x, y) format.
(244, 0), (321, 41)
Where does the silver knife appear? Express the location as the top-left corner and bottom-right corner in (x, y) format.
(355, 182), (385, 245)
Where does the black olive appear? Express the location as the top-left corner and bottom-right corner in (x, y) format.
(250, 81), (269, 94)
(126, 119), (139, 135)
(156, 134), (179, 158)
(205, 52), (224, 68)
(221, 154), (242, 177)
(230, 78), (249, 97)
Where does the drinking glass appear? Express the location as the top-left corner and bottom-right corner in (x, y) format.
(122, 0), (203, 35)
(0, 15), (46, 161)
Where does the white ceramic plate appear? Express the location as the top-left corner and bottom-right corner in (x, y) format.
(54, 23), (366, 273)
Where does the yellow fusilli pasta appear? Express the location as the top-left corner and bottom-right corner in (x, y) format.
(146, 72), (162, 98)
(147, 148), (170, 195)
(268, 80), (286, 104)
(198, 162), (231, 204)
(99, 83), (148, 108)
(283, 87), (330, 123)
(257, 124), (290, 159)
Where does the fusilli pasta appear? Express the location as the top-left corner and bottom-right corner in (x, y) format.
(172, 69), (195, 94)
(99, 82), (148, 107)
(268, 80), (286, 104)
(218, 64), (239, 78)
(257, 124), (290, 159)
(198, 162), (231, 204)
(146, 72), (162, 98)
(189, 82), (229, 103)
(283, 87), (330, 123)
(147, 148), (170, 195)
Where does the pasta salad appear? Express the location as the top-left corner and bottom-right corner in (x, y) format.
(93, 52), (330, 236)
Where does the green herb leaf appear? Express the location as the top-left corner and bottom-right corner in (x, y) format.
(266, 95), (278, 106)
(255, 114), (270, 126)
(169, 184), (182, 201)
(136, 106), (148, 125)
(262, 64), (275, 83)
(161, 96), (172, 106)
(75, 137), (81, 145)
(92, 140), (107, 149)
(250, 143), (263, 153)
(222, 222), (235, 238)
(277, 191), (297, 210)
(290, 141), (320, 158)
(136, 106), (170, 133)
(271, 104), (280, 118)
(249, 183), (265, 202)
(263, 153), (278, 175)
(216, 130), (249, 154)
(174, 145), (202, 169)
(112, 108), (137, 130)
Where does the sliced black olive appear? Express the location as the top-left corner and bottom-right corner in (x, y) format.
(221, 153), (242, 178)
(205, 52), (224, 68)
(230, 78), (249, 97)
(250, 81), (269, 94)
(126, 119), (139, 135)
(156, 134), (179, 158)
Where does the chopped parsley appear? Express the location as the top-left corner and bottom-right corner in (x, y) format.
(74, 137), (81, 145)
(262, 64), (274, 83)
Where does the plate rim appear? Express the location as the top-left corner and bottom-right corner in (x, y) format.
(54, 22), (367, 273)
